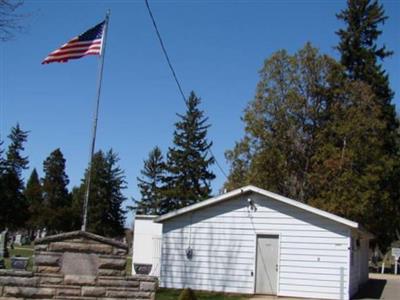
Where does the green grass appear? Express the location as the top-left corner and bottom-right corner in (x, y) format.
(126, 256), (132, 275)
(3, 244), (34, 271)
(156, 288), (250, 300)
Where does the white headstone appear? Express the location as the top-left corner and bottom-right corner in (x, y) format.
(392, 247), (400, 275)
(14, 233), (22, 246)
(0, 230), (6, 258)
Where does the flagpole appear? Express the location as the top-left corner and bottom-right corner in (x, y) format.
(82, 10), (111, 232)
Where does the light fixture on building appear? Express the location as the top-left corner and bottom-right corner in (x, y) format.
(248, 198), (257, 212)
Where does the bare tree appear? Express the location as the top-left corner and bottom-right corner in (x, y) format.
(0, 0), (24, 41)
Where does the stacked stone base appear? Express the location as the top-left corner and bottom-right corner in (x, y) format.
(0, 270), (157, 299)
(0, 231), (157, 300)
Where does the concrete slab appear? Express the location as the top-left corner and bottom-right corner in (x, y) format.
(353, 273), (400, 300)
(249, 295), (312, 300)
(249, 273), (400, 300)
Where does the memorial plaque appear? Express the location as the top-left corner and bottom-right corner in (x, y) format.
(134, 263), (152, 275)
(61, 252), (99, 275)
(11, 257), (29, 270)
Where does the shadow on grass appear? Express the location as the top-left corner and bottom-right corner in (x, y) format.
(352, 279), (387, 299)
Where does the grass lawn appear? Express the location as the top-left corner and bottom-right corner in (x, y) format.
(156, 288), (250, 300)
(126, 255), (132, 275)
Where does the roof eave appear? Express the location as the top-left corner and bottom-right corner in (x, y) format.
(154, 187), (251, 223)
(154, 185), (359, 229)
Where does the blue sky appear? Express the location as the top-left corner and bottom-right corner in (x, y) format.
(1, 0), (399, 227)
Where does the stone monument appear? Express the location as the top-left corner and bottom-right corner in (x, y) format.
(0, 230), (157, 299)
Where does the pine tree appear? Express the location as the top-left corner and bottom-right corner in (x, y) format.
(163, 92), (215, 212)
(24, 168), (44, 232)
(74, 150), (127, 237)
(0, 138), (6, 231)
(69, 186), (84, 230)
(6, 123), (29, 176)
(337, 0), (400, 247)
(42, 148), (71, 233)
(337, 0), (398, 147)
(136, 146), (166, 215)
(0, 139), (5, 175)
(0, 124), (29, 230)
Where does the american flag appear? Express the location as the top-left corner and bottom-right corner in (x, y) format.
(42, 21), (105, 64)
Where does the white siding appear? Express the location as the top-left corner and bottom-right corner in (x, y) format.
(349, 234), (370, 297)
(132, 217), (163, 276)
(160, 193), (351, 299)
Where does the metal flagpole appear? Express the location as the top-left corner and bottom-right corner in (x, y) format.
(81, 10), (111, 232)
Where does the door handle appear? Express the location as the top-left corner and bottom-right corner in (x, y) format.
(276, 264), (278, 272)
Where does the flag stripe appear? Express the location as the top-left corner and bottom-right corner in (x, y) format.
(49, 46), (101, 57)
(45, 50), (101, 60)
(42, 21), (105, 64)
(42, 53), (100, 64)
(55, 40), (102, 51)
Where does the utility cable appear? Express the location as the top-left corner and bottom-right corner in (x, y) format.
(144, 0), (187, 104)
(209, 147), (228, 180)
(144, 0), (229, 180)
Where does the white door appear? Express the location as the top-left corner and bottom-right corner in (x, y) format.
(255, 235), (279, 294)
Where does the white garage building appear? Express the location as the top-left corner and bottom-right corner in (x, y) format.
(155, 185), (371, 300)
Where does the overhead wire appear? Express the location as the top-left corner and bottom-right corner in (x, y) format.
(144, 0), (229, 181)
(144, 0), (187, 104)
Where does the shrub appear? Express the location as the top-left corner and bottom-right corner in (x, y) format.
(178, 288), (197, 300)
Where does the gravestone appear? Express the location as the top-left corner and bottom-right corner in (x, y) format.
(11, 257), (29, 270)
(0, 230), (7, 258)
(14, 233), (22, 246)
(392, 247), (400, 275)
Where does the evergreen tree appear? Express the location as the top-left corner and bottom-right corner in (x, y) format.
(163, 92), (215, 212)
(74, 150), (127, 237)
(337, 0), (400, 246)
(0, 138), (6, 231)
(226, 45), (338, 200)
(69, 186), (86, 231)
(337, 0), (393, 107)
(337, 0), (398, 147)
(24, 168), (44, 232)
(0, 124), (29, 230)
(6, 123), (29, 176)
(0, 139), (5, 175)
(225, 44), (392, 245)
(42, 148), (71, 233)
(136, 146), (166, 215)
